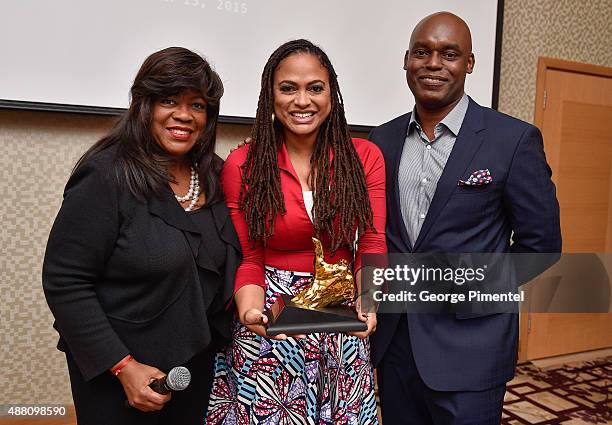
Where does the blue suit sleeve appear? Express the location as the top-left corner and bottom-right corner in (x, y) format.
(504, 125), (562, 254)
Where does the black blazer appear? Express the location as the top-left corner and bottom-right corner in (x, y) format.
(43, 146), (241, 382)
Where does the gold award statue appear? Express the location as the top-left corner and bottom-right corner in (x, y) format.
(264, 238), (366, 336)
(291, 238), (355, 309)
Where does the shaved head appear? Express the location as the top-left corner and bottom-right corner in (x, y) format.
(410, 12), (472, 53)
(404, 11), (475, 112)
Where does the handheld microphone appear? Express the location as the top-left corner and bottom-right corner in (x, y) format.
(149, 366), (191, 394)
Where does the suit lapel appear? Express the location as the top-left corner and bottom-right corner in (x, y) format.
(147, 189), (201, 257)
(413, 99), (486, 251)
(387, 114), (413, 252)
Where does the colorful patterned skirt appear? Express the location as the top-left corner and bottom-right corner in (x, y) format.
(205, 266), (379, 425)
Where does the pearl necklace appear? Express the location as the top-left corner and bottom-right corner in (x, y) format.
(174, 163), (200, 212)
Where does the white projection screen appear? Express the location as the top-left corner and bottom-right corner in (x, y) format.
(0, 0), (501, 128)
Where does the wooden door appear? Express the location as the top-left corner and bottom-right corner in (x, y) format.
(519, 58), (612, 361)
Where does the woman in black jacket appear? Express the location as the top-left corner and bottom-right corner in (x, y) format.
(42, 47), (240, 425)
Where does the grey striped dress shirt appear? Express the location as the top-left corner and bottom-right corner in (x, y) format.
(398, 93), (469, 245)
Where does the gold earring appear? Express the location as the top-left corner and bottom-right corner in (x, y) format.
(271, 112), (275, 124)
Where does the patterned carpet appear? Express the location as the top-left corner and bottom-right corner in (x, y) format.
(502, 356), (611, 424)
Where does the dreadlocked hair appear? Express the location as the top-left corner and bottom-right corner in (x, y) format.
(239, 39), (374, 253)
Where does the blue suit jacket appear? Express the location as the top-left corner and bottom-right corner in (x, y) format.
(368, 97), (561, 391)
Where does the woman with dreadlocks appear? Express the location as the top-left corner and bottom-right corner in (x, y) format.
(205, 39), (385, 424)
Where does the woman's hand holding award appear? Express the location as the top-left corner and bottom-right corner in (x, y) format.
(264, 238), (368, 336)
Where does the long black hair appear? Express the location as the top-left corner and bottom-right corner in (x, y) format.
(239, 39), (374, 252)
(76, 47), (224, 203)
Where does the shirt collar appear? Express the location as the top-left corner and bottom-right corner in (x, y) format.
(277, 140), (293, 173)
(407, 93), (469, 137)
(277, 140), (335, 179)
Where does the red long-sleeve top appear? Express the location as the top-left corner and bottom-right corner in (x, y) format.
(222, 138), (387, 293)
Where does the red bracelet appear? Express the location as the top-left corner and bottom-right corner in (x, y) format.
(110, 355), (134, 376)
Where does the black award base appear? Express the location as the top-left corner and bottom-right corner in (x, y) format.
(264, 294), (367, 336)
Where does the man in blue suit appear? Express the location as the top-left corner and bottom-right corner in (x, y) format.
(368, 12), (561, 424)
